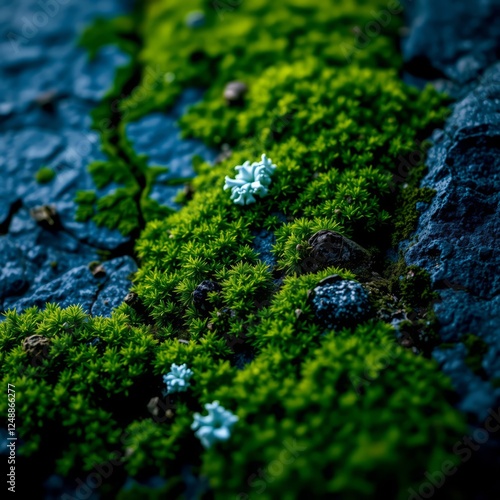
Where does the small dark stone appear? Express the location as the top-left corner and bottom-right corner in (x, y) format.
(22, 335), (51, 360)
(193, 280), (222, 314)
(89, 262), (106, 278)
(33, 90), (58, 113)
(223, 81), (248, 106)
(183, 183), (195, 200)
(399, 334), (415, 348)
(301, 230), (371, 275)
(147, 397), (161, 418)
(186, 11), (205, 28)
(30, 205), (59, 229)
(124, 291), (146, 315)
(311, 279), (372, 330)
(124, 292), (139, 306)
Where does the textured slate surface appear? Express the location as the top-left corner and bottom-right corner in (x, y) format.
(402, 0), (500, 91)
(126, 88), (217, 209)
(0, 0), (216, 316)
(400, 20), (500, 500)
(0, 0), (135, 315)
(402, 1), (500, 422)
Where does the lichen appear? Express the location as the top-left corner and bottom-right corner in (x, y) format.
(163, 363), (194, 394)
(223, 154), (277, 205)
(191, 401), (238, 449)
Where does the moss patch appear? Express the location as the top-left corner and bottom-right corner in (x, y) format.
(35, 166), (56, 184)
(0, 0), (468, 498)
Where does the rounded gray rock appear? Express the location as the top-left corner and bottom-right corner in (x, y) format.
(311, 279), (371, 330)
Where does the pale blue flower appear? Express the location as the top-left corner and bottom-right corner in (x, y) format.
(224, 154), (277, 205)
(163, 363), (193, 394)
(191, 401), (238, 449)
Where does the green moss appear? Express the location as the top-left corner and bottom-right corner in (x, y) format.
(462, 333), (489, 376)
(35, 166), (56, 184)
(1, 0), (468, 498)
(204, 322), (465, 499)
(392, 263), (437, 307)
(392, 184), (435, 244)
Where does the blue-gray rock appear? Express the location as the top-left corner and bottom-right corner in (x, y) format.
(0, 239), (28, 299)
(311, 279), (372, 330)
(0, 0), (136, 315)
(126, 88), (217, 210)
(5, 255), (136, 317)
(252, 229), (277, 269)
(185, 11), (206, 28)
(402, 63), (500, 345)
(401, 5), (500, 494)
(433, 344), (500, 421)
(402, 0), (500, 88)
(91, 256), (138, 316)
(402, 0), (500, 432)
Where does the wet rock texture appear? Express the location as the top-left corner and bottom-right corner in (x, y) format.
(126, 88), (216, 210)
(0, 0), (214, 316)
(311, 278), (372, 331)
(0, 0), (136, 316)
(402, 0), (500, 427)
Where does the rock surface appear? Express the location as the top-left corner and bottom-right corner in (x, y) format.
(0, 0), (214, 316)
(0, 0), (136, 316)
(126, 88), (216, 210)
(402, 1), (500, 421)
(402, 3), (500, 489)
(402, 0), (500, 92)
(311, 278), (372, 330)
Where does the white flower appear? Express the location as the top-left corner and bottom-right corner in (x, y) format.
(163, 363), (193, 394)
(191, 401), (238, 449)
(224, 154), (277, 205)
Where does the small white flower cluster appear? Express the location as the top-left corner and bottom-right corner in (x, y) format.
(162, 364), (238, 449)
(163, 363), (193, 394)
(223, 154), (277, 205)
(191, 400), (239, 449)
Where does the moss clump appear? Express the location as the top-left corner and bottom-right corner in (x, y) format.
(462, 333), (489, 377)
(391, 263), (437, 308)
(1, 0), (468, 498)
(392, 184), (435, 244)
(74, 0), (410, 236)
(35, 166), (56, 184)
